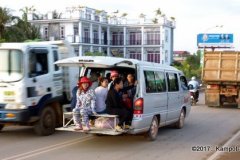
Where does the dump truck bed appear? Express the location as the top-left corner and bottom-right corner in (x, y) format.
(202, 51), (240, 82)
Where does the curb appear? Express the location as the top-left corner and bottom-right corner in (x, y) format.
(207, 129), (240, 160)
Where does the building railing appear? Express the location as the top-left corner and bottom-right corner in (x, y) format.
(126, 40), (142, 45)
(109, 40), (124, 46)
(144, 40), (161, 45)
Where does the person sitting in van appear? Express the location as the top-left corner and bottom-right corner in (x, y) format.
(108, 70), (119, 90)
(72, 76), (97, 131)
(90, 71), (100, 90)
(105, 77), (132, 132)
(95, 77), (109, 114)
(124, 73), (137, 99)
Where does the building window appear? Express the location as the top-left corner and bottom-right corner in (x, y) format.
(74, 25), (79, 35)
(44, 27), (48, 40)
(74, 47), (79, 56)
(95, 15), (100, 21)
(145, 31), (160, 45)
(93, 30), (99, 44)
(147, 52), (160, 63)
(129, 51), (141, 60)
(129, 32), (141, 45)
(83, 28), (90, 43)
(60, 26), (65, 39)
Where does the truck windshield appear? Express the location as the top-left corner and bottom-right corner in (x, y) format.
(0, 49), (23, 82)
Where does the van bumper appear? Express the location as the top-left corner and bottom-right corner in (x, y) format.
(130, 114), (152, 134)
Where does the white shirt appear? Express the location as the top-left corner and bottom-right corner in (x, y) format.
(188, 80), (199, 89)
(94, 86), (108, 112)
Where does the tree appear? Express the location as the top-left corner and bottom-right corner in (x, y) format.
(19, 6), (36, 21)
(172, 53), (201, 79)
(0, 7), (12, 39)
(152, 18), (158, 24)
(3, 6), (40, 42)
(121, 13), (128, 17)
(155, 8), (162, 16)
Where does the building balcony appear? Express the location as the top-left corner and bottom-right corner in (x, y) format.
(82, 37), (91, 43)
(144, 40), (160, 45)
(126, 40), (142, 45)
(110, 40), (124, 46)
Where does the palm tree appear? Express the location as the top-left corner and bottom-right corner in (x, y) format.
(19, 6), (36, 21)
(170, 16), (175, 21)
(0, 7), (12, 39)
(152, 18), (158, 24)
(155, 8), (162, 16)
(121, 13), (128, 17)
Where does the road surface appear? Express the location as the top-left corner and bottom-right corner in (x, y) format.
(0, 93), (240, 160)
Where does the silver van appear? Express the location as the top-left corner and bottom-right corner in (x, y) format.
(56, 56), (191, 141)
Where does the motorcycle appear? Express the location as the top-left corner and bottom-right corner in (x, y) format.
(188, 84), (199, 105)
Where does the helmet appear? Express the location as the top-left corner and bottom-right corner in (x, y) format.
(191, 76), (196, 80)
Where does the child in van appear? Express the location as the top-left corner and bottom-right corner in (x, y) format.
(72, 77), (97, 131)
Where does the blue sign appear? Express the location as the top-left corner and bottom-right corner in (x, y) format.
(197, 33), (234, 48)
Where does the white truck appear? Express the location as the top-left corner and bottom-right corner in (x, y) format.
(0, 41), (77, 135)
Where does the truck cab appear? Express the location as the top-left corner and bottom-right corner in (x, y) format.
(0, 42), (75, 135)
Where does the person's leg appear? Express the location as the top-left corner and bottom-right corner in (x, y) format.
(80, 108), (90, 130)
(72, 108), (82, 130)
(109, 108), (128, 126)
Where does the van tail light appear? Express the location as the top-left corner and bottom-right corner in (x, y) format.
(207, 84), (219, 89)
(134, 98), (144, 114)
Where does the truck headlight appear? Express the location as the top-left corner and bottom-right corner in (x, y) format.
(5, 103), (27, 110)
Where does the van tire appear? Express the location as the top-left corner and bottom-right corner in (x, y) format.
(0, 124), (4, 131)
(34, 106), (56, 136)
(175, 109), (185, 129)
(144, 116), (159, 141)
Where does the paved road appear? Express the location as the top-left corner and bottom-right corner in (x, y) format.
(1, 93), (240, 160)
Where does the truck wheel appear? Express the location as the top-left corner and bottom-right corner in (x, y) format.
(34, 106), (56, 136)
(0, 124), (4, 131)
(175, 109), (185, 129)
(144, 116), (159, 141)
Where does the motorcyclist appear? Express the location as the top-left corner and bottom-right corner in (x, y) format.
(188, 76), (200, 102)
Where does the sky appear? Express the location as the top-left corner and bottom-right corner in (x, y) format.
(1, 0), (240, 53)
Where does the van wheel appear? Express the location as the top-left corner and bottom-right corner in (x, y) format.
(0, 124), (4, 131)
(175, 109), (185, 129)
(34, 106), (56, 136)
(144, 116), (159, 141)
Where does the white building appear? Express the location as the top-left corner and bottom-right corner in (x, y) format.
(28, 7), (175, 65)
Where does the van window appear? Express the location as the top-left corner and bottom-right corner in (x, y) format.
(155, 71), (166, 92)
(180, 75), (188, 90)
(144, 71), (157, 93)
(167, 72), (179, 92)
